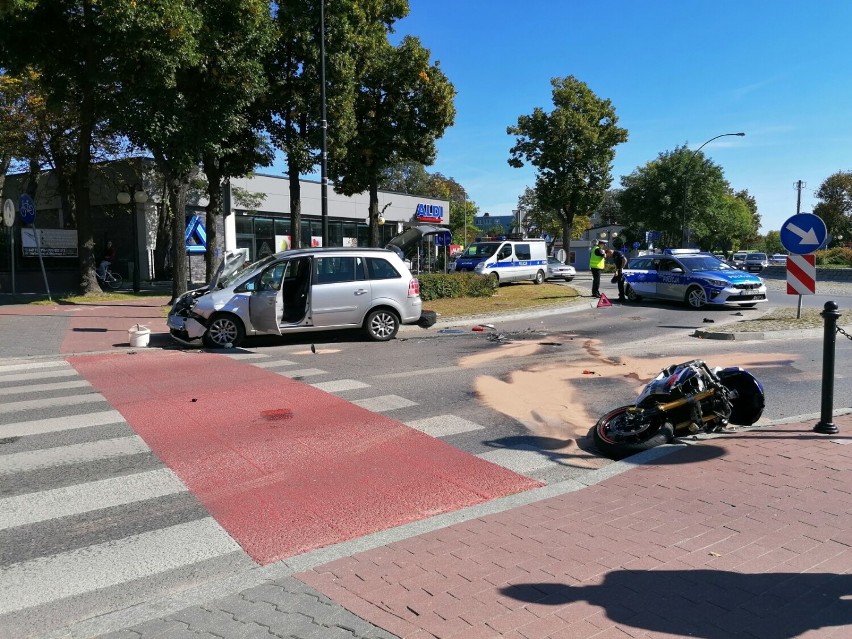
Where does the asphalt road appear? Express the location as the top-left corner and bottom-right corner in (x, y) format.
(3, 278), (851, 637)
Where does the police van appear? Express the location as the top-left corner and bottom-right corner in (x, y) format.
(454, 236), (549, 285)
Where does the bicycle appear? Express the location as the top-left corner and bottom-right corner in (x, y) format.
(96, 266), (123, 290)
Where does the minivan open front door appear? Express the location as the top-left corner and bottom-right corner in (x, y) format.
(248, 260), (287, 335)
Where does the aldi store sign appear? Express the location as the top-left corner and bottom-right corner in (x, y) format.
(414, 203), (444, 223)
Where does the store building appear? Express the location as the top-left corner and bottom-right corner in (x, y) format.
(0, 158), (450, 292)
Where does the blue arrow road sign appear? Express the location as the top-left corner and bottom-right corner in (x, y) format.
(780, 213), (827, 255)
(19, 194), (36, 225)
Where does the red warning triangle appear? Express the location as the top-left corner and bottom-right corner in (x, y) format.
(597, 293), (612, 308)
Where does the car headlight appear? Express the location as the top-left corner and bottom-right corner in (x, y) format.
(474, 263), (485, 271)
(704, 278), (729, 288)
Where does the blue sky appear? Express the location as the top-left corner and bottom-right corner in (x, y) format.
(382, 0), (852, 234)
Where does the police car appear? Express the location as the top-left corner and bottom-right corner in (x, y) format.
(623, 249), (767, 309)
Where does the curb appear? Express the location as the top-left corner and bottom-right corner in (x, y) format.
(693, 326), (825, 341)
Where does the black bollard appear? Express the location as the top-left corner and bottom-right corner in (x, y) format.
(814, 301), (841, 434)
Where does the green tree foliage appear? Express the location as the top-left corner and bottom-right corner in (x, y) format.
(618, 146), (756, 250)
(516, 186), (588, 241)
(813, 171), (852, 247)
(0, 0), (173, 293)
(332, 34), (456, 246)
(508, 76), (628, 253)
(115, 0), (274, 299)
(691, 194), (755, 252)
(267, 0), (394, 249)
(763, 230), (783, 255)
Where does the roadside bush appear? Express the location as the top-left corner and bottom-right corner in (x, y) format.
(815, 247), (852, 267)
(418, 272), (498, 301)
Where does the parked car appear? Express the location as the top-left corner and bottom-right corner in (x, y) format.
(770, 253), (788, 265)
(546, 256), (576, 281)
(623, 251), (767, 309)
(731, 251), (747, 269)
(744, 252), (769, 272)
(167, 247), (422, 348)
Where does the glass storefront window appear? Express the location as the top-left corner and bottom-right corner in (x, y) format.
(274, 219), (292, 251)
(328, 221), (342, 247)
(235, 214), (255, 261)
(254, 217), (274, 258)
(342, 222), (358, 247)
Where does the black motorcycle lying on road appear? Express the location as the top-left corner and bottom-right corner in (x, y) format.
(592, 360), (765, 460)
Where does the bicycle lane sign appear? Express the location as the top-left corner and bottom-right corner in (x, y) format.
(19, 194), (36, 225)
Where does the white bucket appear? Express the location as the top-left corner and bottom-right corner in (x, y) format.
(128, 324), (151, 348)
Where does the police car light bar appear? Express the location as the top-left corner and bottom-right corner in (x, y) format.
(663, 248), (702, 255)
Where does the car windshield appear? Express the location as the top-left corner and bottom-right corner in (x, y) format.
(548, 256), (561, 264)
(219, 254), (277, 288)
(747, 253), (767, 261)
(462, 242), (500, 258)
(678, 256), (735, 271)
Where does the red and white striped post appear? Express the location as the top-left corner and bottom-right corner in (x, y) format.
(786, 253), (816, 318)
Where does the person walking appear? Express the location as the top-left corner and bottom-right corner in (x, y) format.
(608, 246), (628, 301)
(589, 239), (607, 297)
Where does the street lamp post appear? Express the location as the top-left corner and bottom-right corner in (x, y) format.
(117, 185), (148, 293)
(319, 0), (329, 247)
(681, 132), (745, 246)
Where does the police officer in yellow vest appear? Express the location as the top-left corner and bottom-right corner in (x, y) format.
(589, 240), (607, 297)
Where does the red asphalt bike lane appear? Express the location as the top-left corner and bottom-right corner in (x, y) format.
(68, 350), (541, 565)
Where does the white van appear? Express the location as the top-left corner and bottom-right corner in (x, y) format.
(460, 238), (548, 285)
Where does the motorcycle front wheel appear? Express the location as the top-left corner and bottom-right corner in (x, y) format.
(592, 406), (675, 460)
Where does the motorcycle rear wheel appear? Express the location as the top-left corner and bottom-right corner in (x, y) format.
(592, 406), (675, 460)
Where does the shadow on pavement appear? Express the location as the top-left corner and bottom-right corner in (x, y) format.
(501, 570), (852, 639)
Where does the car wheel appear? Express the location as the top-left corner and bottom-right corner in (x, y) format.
(364, 308), (399, 341)
(203, 313), (245, 348)
(686, 285), (707, 309)
(489, 272), (500, 286)
(564, 277), (574, 282)
(534, 269), (545, 285)
(626, 284), (641, 302)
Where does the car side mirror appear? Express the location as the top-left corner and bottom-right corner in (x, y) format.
(670, 267), (683, 274)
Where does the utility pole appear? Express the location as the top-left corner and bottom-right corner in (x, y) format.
(795, 180), (805, 214)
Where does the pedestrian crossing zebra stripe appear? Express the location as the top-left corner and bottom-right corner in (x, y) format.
(405, 415), (485, 437)
(0, 380), (90, 396)
(251, 359), (299, 368)
(0, 360), (70, 374)
(0, 435), (150, 475)
(352, 394), (418, 412)
(0, 517), (240, 616)
(0, 410), (125, 438)
(0, 368), (79, 383)
(0, 393), (105, 415)
(0, 467), (188, 530)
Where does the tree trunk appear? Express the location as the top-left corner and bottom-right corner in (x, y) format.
(154, 182), (171, 279)
(202, 154), (222, 282)
(287, 155), (301, 249)
(75, 2), (99, 296)
(169, 179), (189, 303)
(369, 177), (380, 247)
(561, 205), (575, 257)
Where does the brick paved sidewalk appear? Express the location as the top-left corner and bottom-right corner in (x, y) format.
(299, 418), (852, 639)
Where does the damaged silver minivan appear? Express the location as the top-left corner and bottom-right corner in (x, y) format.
(167, 247), (422, 348)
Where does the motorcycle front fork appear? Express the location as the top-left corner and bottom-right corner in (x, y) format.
(637, 389), (730, 433)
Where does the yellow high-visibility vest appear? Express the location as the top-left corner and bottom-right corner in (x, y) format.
(589, 249), (605, 270)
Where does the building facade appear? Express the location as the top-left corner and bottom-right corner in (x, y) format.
(0, 159), (450, 292)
